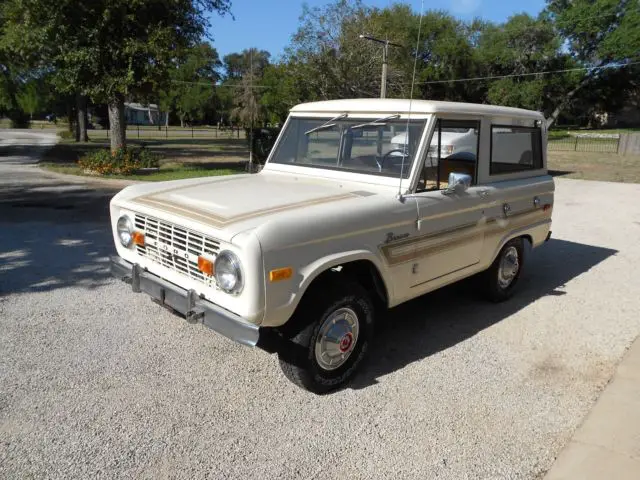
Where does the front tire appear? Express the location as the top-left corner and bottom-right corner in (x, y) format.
(483, 237), (525, 302)
(277, 280), (374, 394)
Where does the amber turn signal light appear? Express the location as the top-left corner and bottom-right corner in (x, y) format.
(269, 267), (293, 282)
(132, 231), (145, 246)
(198, 256), (214, 276)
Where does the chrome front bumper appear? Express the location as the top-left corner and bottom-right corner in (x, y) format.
(110, 256), (260, 347)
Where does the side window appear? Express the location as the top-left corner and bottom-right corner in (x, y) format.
(490, 126), (542, 174)
(418, 119), (480, 191)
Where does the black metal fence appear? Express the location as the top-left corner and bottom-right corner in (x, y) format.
(548, 134), (620, 153)
(104, 125), (244, 139)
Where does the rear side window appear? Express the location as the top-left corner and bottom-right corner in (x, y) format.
(490, 126), (542, 175)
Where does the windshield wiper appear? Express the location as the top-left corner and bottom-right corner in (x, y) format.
(350, 114), (401, 130)
(304, 113), (348, 135)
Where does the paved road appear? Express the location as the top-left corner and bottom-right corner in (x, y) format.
(1, 130), (640, 479)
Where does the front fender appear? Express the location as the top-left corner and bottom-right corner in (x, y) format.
(261, 249), (392, 328)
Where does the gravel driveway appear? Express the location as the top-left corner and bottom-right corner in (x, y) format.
(1, 130), (640, 479)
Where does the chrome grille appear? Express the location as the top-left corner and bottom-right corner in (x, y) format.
(133, 213), (220, 285)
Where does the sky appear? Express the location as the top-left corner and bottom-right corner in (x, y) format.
(208, 0), (547, 61)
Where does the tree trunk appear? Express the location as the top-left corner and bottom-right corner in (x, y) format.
(75, 93), (89, 142)
(546, 74), (593, 129)
(180, 115), (185, 128)
(165, 111), (169, 127)
(108, 94), (126, 152)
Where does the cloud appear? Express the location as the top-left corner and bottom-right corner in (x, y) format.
(450, 0), (481, 15)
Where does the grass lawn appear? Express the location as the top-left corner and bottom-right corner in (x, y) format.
(548, 151), (640, 183)
(40, 135), (248, 182)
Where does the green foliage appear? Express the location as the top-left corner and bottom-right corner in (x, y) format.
(78, 147), (160, 175)
(2, 0), (231, 146)
(16, 82), (41, 119)
(487, 79), (545, 110)
(260, 63), (305, 124)
(223, 49), (271, 80)
(285, 0), (384, 100)
(159, 43), (221, 126)
(547, 0), (640, 62)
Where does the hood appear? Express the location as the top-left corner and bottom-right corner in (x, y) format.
(115, 171), (379, 239)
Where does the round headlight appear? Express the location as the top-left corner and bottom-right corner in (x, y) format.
(214, 251), (243, 294)
(117, 215), (133, 247)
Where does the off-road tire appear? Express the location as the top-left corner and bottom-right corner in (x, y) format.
(277, 279), (375, 394)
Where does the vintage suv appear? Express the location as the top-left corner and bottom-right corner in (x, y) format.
(110, 99), (554, 394)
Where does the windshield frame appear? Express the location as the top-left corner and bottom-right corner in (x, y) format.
(263, 112), (433, 188)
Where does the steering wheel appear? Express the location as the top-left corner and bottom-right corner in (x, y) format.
(378, 149), (408, 170)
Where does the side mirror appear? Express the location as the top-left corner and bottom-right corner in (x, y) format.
(442, 172), (472, 195)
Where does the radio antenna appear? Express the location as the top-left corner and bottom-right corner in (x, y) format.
(248, 48), (254, 172)
(397, 0), (425, 200)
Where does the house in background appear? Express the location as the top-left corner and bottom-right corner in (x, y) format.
(124, 103), (167, 126)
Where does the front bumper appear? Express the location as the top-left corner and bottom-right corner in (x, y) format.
(110, 255), (260, 347)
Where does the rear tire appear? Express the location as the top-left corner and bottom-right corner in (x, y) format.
(277, 280), (374, 394)
(483, 237), (525, 302)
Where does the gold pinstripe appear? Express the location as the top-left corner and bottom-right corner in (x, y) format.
(133, 191), (359, 229)
(380, 208), (546, 266)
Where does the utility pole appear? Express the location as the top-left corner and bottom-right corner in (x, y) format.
(359, 35), (402, 98)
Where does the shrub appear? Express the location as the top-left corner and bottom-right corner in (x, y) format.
(78, 147), (161, 175)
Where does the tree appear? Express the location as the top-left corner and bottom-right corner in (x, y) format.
(544, 0), (640, 126)
(2, 0), (231, 151)
(412, 12), (483, 102)
(223, 49), (270, 80)
(477, 14), (579, 115)
(285, 0), (383, 100)
(260, 63), (308, 124)
(16, 81), (41, 120)
(228, 50), (266, 128)
(160, 43), (222, 127)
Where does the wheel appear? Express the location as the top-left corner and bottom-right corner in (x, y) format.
(483, 237), (525, 302)
(277, 280), (375, 394)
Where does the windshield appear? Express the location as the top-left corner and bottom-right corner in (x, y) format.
(268, 116), (427, 179)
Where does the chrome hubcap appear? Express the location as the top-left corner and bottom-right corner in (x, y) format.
(498, 246), (520, 288)
(315, 307), (359, 371)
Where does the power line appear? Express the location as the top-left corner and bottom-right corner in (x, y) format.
(170, 79), (270, 88)
(407, 60), (640, 86)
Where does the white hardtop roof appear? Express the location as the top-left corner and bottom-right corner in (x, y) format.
(290, 98), (544, 120)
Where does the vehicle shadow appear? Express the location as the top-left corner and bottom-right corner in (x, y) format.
(350, 238), (617, 389)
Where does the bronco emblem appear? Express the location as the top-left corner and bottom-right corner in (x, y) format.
(384, 232), (410, 244)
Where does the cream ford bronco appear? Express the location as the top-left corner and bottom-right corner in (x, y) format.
(110, 99), (554, 394)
